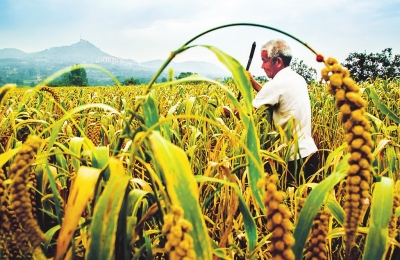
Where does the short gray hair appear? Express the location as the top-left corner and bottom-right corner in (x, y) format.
(261, 39), (293, 66)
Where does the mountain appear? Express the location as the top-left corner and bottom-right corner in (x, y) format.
(0, 48), (29, 60)
(0, 40), (230, 85)
(0, 40), (140, 66)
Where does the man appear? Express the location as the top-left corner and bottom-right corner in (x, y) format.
(249, 39), (319, 187)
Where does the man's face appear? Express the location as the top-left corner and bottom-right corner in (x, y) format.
(261, 50), (279, 79)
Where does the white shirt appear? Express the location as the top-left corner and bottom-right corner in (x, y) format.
(253, 67), (318, 161)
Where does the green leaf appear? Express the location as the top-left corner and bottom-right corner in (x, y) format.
(125, 188), (157, 241)
(363, 177), (394, 260)
(326, 194), (344, 225)
(142, 94), (160, 131)
(0, 147), (20, 168)
(365, 87), (400, 124)
(148, 131), (212, 260)
(292, 154), (350, 259)
(54, 148), (68, 187)
(86, 174), (131, 260)
(44, 163), (63, 225)
(69, 137), (85, 172)
(44, 225), (61, 252)
(91, 146), (110, 181)
(324, 142), (347, 175)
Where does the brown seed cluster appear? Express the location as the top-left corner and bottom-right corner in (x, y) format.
(7, 204), (31, 258)
(86, 114), (102, 146)
(0, 169), (7, 220)
(161, 205), (196, 260)
(113, 91), (123, 111)
(39, 86), (61, 115)
(9, 135), (46, 250)
(28, 172), (38, 221)
(322, 58), (373, 251)
(1, 168), (40, 259)
(71, 115), (82, 137)
(39, 86), (60, 104)
(0, 126), (12, 153)
(305, 210), (330, 260)
(259, 174), (295, 260)
(0, 169), (9, 258)
(0, 231), (7, 259)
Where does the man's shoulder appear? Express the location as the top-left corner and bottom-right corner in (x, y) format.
(275, 68), (304, 83)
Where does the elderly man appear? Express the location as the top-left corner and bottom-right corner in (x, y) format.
(249, 39), (319, 187)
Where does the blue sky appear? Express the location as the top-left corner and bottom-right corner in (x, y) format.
(1, 0), (399, 76)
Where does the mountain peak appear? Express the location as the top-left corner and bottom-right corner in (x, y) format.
(31, 40), (117, 63)
(72, 39), (98, 48)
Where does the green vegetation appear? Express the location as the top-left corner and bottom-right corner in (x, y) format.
(121, 77), (137, 86)
(49, 64), (88, 86)
(342, 48), (400, 81)
(176, 71), (197, 79)
(290, 58), (317, 84)
(1, 76), (400, 259)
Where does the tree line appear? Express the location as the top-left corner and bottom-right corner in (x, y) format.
(42, 48), (400, 87)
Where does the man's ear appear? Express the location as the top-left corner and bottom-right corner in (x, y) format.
(275, 57), (284, 68)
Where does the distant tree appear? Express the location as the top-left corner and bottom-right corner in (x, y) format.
(342, 48), (400, 81)
(122, 77), (137, 86)
(30, 82), (35, 87)
(290, 58), (317, 84)
(48, 64), (88, 86)
(222, 77), (234, 84)
(176, 72), (196, 80)
(0, 76), (4, 84)
(161, 77), (167, 83)
(223, 75), (268, 86)
(68, 64), (88, 86)
(254, 76), (268, 85)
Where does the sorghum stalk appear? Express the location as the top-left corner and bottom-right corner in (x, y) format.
(39, 86), (61, 116)
(305, 210), (330, 260)
(259, 174), (295, 260)
(9, 135), (46, 251)
(322, 58), (373, 254)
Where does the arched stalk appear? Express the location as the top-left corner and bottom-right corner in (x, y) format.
(144, 22), (323, 94)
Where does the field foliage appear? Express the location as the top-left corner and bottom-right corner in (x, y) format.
(0, 73), (400, 259)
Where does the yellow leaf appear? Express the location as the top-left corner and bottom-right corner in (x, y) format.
(54, 166), (102, 260)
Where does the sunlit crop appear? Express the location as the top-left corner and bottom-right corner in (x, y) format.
(1, 23), (400, 260)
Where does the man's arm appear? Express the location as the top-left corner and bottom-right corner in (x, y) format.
(247, 72), (262, 92)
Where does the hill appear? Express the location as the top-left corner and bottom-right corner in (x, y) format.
(0, 40), (230, 85)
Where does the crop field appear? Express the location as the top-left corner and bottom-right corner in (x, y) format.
(1, 30), (400, 259)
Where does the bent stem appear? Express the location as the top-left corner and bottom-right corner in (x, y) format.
(144, 22), (323, 95)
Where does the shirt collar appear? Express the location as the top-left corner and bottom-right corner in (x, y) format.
(273, 66), (291, 80)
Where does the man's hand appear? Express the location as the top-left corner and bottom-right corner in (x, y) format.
(223, 106), (240, 119)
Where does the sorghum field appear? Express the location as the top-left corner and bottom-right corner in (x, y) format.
(1, 27), (400, 259)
